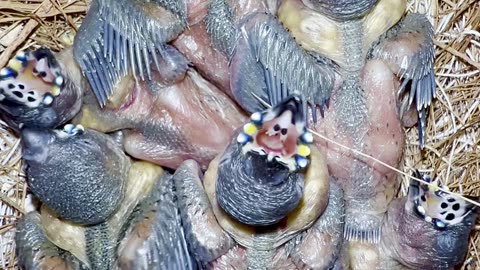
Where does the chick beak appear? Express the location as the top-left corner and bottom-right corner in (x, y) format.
(407, 171), (479, 230)
(21, 128), (53, 163)
(238, 95), (312, 172)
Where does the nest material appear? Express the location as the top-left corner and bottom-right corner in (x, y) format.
(0, 0), (478, 269)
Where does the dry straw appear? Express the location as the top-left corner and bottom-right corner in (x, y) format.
(0, 0), (478, 269)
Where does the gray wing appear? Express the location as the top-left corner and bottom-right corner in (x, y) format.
(15, 212), (88, 270)
(231, 12), (335, 123)
(370, 13), (435, 147)
(204, 0), (238, 57)
(73, 0), (187, 107)
(117, 173), (198, 270)
(285, 178), (345, 269)
(173, 160), (235, 265)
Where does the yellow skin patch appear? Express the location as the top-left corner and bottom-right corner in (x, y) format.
(277, 0), (407, 68)
(297, 144), (310, 157)
(278, 0), (342, 63)
(8, 58), (23, 72)
(110, 161), (163, 229)
(363, 0), (407, 49)
(73, 106), (113, 132)
(345, 241), (380, 270)
(243, 122), (258, 136)
(52, 85), (61, 96)
(40, 205), (89, 266)
(204, 146), (329, 249)
(116, 161), (166, 259)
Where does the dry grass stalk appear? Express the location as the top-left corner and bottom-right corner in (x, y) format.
(405, 1), (480, 269)
(0, 0), (478, 269)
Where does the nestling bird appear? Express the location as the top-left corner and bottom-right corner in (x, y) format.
(336, 172), (479, 269)
(204, 0), (435, 246)
(16, 124), (193, 269)
(173, 95), (345, 269)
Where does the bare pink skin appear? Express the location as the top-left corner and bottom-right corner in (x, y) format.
(399, 101), (418, 128)
(172, 0), (269, 98)
(122, 71), (247, 169)
(173, 23), (232, 97)
(190, 1), (414, 218)
(69, 0), (250, 169)
(231, 0), (269, 20)
(271, 247), (300, 269)
(376, 32), (428, 129)
(186, 0), (209, 24)
(50, 0), (266, 171)
(313, 59), (404, 225)
(290, 228), (339, 269)
(176, 0), (233, 97)
(209, 246), (248, 269)
(75, 65), (247, 170)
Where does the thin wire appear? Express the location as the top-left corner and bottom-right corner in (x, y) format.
(251, 92), (480, 208)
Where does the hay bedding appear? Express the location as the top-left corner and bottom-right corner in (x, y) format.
(0, 0), (478, 269)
